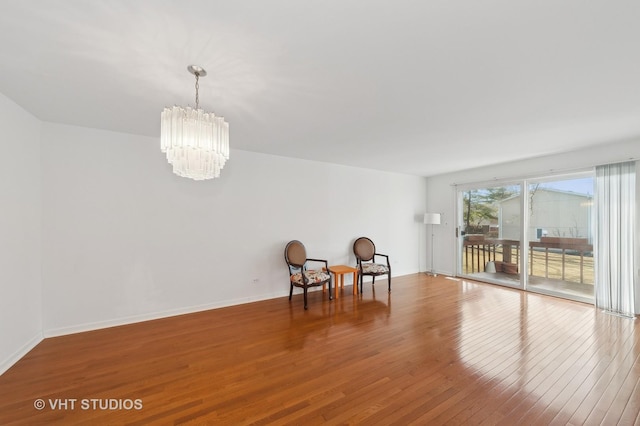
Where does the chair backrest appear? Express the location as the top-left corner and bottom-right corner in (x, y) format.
(353, 237), (375, 262)
(285, 240), (307, 268)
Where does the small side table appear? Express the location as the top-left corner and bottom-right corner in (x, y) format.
(328, 265), (359, 298)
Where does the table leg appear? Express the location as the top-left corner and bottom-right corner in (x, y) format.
(353, 271), (358, 294)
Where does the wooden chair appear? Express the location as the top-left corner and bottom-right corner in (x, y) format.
(353, 237), (391, 293)
(284, 240), (332, 309)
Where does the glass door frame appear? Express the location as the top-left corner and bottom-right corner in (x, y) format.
(455, 179), (527, 291)
(523, 173), (595, 303)
(454, 170), (595, 303)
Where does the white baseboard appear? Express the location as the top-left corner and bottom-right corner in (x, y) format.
(0, 332), (43, 376)
(44, 282), (382, 338)
(43, 291), (287, 338)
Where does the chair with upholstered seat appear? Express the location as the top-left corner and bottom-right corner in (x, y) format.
(353, 237), (391, 293)
(285, 240), (333, 309)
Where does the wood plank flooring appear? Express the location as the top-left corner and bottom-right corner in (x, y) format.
(1, 274), (639, 425)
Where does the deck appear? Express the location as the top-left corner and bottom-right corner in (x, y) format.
(463, 236), (594, 303)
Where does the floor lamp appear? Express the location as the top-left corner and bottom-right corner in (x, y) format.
(424, 213), (441, 276)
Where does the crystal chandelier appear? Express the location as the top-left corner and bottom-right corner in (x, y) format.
(161, 65), (229, 180)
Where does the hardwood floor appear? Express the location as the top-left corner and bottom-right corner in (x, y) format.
(1, 274), (639, 425)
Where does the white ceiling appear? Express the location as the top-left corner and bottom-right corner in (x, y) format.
(1, 0), (639, 177)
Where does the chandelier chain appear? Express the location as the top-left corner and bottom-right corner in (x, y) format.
(194, 73), (200, 110)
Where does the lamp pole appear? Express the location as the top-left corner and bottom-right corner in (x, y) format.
(429, 223), (437, 276)
(424, 213), (441, 276)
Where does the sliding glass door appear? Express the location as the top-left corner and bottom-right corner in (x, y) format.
(458, 183), (523, 289)
(525, 176), (594, 303)
(456, 172), (595, 304)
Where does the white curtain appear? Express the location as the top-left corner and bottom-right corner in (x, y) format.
(595, 161), (636, 317)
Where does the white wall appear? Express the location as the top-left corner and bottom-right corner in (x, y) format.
(41, 123), (427, 335)
(0, 94), (43, 374)
(425, 139), (640, 311)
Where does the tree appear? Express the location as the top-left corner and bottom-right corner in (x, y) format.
(463, 187), (517, 234)
(529, 183), (540, 216)
(463, 190), (480, 230)
(483, 187), (516, 204)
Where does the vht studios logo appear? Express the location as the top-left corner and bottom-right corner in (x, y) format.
(34, 398), (143, 411)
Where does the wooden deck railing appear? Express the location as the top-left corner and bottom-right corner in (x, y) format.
(463, 236), (594, 284)
(463, 237), (520, 274)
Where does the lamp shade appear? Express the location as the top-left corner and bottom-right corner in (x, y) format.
(424, 213), (441, 225)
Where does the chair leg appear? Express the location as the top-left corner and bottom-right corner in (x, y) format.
(303, 287), (308, 310)
(289, 283), (293, 300)
(388, 273), (391, 292)
(329, 279), (333, 301)
(372, 276), (376, 285)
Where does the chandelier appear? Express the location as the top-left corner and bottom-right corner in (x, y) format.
(161, 65), (229, 180)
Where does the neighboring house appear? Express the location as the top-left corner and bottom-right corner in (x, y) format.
(499, 189), (592, 242)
